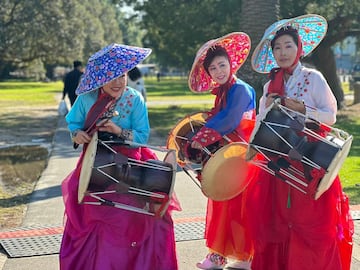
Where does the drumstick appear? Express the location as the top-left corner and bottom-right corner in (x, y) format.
(182, 167), (201, 189)
(96, 110), (119, 127)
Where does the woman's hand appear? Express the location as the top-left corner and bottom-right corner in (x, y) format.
(191, 141), (203, 150)
(72, 130), (91, 145)
(97, 119), (122, 136)
(284, 98), (306, 114)
(265, 93), (281, 108)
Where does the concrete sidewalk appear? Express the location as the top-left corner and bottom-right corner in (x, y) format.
(0, 115), (359, 269)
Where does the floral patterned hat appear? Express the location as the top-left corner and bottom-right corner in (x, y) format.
(251, 14), (327, 74)
(76, 43), (151, 95)
(188, 32), (251, 93)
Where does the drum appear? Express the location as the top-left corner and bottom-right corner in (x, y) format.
(246, 101), (353, 199)
(201, 142), (250, 201)
(78, 132), (177, 217)
(167, 112), (252, 201)
(167, 111), (207, 167)
(167, 111), (230, 167)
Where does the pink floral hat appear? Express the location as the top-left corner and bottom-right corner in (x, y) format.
(188, 32), (251, 93)
(251, 14), (327, 73)
(76, 43), (151, 95)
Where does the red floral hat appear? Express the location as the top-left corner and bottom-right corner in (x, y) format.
(188, 32), (251, 93)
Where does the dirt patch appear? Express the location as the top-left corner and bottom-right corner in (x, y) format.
(338, 101), (360, 119)
(0, 146), (49, 229)
(0, 105), (58, 229)
(0, 106), (58, 146)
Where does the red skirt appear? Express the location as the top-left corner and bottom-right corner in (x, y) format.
(205, 189), (254, 260)
(245, 168), (353, 270)
(203, 119), (256, 260)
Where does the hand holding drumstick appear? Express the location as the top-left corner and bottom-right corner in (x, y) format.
(266, 93), (306, 114)
(72, 111), (120, 145)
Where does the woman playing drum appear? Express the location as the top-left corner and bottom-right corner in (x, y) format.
(188, 32), (256, 270)
(59, 43), (180, 270)
(246, 14), (353, 270)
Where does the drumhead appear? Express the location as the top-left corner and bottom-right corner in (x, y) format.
(78, 132), (98, 203)
(201, 142), (250, 201)
(166, 112), (206, 166)
(315, 135), (353, 200)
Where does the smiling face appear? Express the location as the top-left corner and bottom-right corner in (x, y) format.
(207, 56), (231, 85)
(272, 34), (298, 70)
(102, 74), (127, 99)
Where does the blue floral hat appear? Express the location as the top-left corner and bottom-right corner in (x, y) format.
(251, 14), (327, 73)
(76, 43), (151, 95)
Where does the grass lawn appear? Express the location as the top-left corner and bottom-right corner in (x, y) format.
(0, 81), (61, 108)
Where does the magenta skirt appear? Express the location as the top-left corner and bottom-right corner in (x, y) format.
(59, 146), (181, 270)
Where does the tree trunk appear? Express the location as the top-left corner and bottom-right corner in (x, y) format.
(354, 82), (360, 104)
(238, 0), (280, 108)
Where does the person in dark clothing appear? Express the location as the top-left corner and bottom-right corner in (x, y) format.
(62, 60), (83, 106)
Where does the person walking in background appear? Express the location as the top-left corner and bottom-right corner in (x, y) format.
(127, 66), (147, 101)
(246, 14), (354, 270)
(59, 43), (180, 270)
(62, 60), (83, 106)
(188, 32), (256, 270)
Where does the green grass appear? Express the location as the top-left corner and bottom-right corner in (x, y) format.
(148, 104), (212, 137)
(335, 114), (360, 203)
(1, 78), (359, 203)
(145, 76), (213, 101)
(0, 81), (62, 107)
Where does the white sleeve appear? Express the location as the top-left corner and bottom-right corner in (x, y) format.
(306, 71), (337, 125)
(258, 81), (270, 119)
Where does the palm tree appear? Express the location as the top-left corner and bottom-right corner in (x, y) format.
(238, 0), (280, 105)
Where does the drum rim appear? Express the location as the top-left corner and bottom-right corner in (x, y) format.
(156, 150), (177, 216)
(315, 135), (353, 199)
(166, 111), (206, 165)
(78, 131), (99, 203)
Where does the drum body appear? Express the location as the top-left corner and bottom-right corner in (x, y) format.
(79, 132), (176, 217)
(246, 102), (352, 199)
